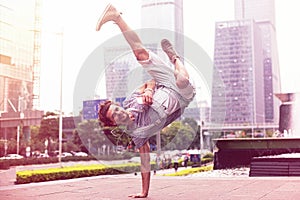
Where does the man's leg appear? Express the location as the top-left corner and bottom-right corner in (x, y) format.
(96, 4), (149, 61)
(161, 39), (190, 89)
(128, 142), (151, 198)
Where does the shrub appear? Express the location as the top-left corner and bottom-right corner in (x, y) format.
(202, 152), (214, 159)
(163, 165), (213, 176)
(201, 157), (213, 165)
(15, 163), (156, 184)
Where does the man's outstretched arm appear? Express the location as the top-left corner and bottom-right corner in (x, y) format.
(128, 142), (151, 198)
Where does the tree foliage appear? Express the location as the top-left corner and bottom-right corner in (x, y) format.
(76, 119), (117, 155)
(160, 120), (197, 150)
(30, 125), (44, 152)
(38, 112), (59, 141)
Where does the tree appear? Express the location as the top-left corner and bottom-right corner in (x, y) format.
(72, 129), (87, 152)
(76, 119), (115, 155)
(29, 125), (44, 152)
(38, 112), (59, 153)
(160, 121), (196, 150)
(63, 140), (80, 153)
(182, 118), (198, 133)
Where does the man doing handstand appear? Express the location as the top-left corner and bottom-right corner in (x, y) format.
(96, 3), (195, 198)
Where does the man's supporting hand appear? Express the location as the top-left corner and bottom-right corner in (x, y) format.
(128, 142), (151, 198)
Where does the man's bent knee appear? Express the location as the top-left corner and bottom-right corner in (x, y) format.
(134, 48), (149, 61)
(176, 73), (190, 89)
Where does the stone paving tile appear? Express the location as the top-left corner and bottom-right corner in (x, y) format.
(2, 176), (300, 200)
(2, 165), (300, 200)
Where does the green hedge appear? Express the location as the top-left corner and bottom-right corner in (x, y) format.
(201, 157), (213, 165)
(16, 163), (156, 184)
(176, 157), (213, 168)
(163, 165), (213, 176)
(13, 157), (214, 184)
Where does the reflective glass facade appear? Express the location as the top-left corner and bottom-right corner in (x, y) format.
(211, 20), (264, 125)
(234, 0), (281, 123)
(211, 0), (280, 127)
(0, 0), (41, 112)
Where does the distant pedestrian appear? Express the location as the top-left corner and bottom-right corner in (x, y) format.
(167, 156), (172, 169)
(183, 154), (189, 168)
(173, 156), (179, 172)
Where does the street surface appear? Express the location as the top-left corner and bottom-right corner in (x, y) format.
(1, 162), (300, 199)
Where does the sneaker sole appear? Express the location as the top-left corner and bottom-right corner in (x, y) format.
(96, 3), (112, 31)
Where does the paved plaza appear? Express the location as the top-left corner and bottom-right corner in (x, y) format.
(1, 166), (300, 200)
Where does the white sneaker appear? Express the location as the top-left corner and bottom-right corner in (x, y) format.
(96, 3), (121, 31)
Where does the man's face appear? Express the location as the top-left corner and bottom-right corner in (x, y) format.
(106, 104), (131, 125)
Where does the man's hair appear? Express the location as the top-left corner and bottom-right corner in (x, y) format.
(98, 100), (116, 127)
(98, 100), (131, 146)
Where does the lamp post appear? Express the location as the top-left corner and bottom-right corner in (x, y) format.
(57, 30), (64, 167)
(17, 96), (25, 155)
(199, 121), (204, 151)
(40, 29), (64, 166)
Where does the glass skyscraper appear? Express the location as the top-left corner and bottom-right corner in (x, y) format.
(140, 0), (184, 56)
(0, 0), (42, 112)
(235, 0), (281, 123)
(211, 0), (280, 127)
(211, 20), (265, 125)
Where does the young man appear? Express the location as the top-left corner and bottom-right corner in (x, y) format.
(96, 4), (195, 198)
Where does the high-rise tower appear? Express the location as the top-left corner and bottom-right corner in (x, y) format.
(141, 0), (184, 56)
(235, 0), (281, 123)
(211, 0), (280, 128)
(211, 20), (265, 125)
(0, 0), (42, 112)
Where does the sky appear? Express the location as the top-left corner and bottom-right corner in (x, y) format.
(40, 0), (300, 114)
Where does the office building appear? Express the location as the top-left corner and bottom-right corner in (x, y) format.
(141, 0), (184, 56)
(211, 0), (280, 127)
(0, 0), (42, 112)
(0, 0), (43, 152)
(211, 20), (265, 125)
(235, 0), (281, 123)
